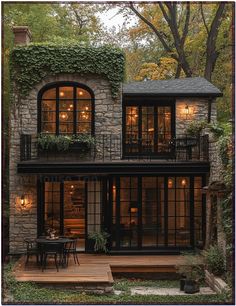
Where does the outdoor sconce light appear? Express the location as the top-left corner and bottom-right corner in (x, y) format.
(15, 194), (32, 211)
(184, 104), (189, 118)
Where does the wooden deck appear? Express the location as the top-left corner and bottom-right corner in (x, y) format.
(13, 254), (185, 285)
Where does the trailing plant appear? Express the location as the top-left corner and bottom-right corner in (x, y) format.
(186, 120), (207, 137)
(202, 245), (225, 276)
(37, 134), (72, 151)
(10, 44), (125, 99)
(88, 231), (110, 253)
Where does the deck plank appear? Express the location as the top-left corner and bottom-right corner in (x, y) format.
(13, 254), (185, 284)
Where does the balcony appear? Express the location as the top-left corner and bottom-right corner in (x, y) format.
(20, 134), (209, 163)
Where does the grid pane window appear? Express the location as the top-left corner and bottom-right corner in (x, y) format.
(125, 104), (173, 155)
(41, 84), (93, 135)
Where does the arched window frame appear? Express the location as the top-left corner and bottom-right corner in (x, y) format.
(38, 81), (95, 135)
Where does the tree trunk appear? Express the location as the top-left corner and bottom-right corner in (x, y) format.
(204, 3), (225, 81)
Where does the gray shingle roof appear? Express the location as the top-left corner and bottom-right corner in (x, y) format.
(123, 77), (222, 97)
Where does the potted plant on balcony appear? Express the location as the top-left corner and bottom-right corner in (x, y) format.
(176, 252), (204, 294)
(71, 134), (95, 152)
(88, 231), (110, 254)
(37, 134), (72, 152)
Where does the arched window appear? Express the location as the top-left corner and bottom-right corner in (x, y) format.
(38, 82), (94, 135)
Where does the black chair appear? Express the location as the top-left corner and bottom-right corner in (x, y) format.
(41, 243), (64, 272)
(64, 238), (79, 266)
(24, 239), (40, 266)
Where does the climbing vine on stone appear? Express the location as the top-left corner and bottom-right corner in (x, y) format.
(10, 44), (125, 98)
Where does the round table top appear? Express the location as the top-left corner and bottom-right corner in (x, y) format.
(35, 237), (74, 244)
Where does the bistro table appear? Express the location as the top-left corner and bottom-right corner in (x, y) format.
(35, 237), (74, 269)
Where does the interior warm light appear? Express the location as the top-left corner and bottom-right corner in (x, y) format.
(128, 109), (138, 124)
(67, 108), (71, 111)
(168, 179), (173, 188)
(71, 185), (74, 189)
(59, 92), (65, 97)
(148, 128), (154, 132)
(60, 112), (68, 120)
(130, 207), (138, 213)
(70, 104), (73, 108)
(181, 179), (187, 187)
(85, 106), (89, 111)
(78, 91), (83, 96)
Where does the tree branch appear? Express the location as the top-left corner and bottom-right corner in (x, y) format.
(129, 2), (176, 58)
(200, 3), (209, 35)
(181, 3), (190, 45)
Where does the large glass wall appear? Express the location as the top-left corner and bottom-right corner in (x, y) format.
(112, 175), (204, 250)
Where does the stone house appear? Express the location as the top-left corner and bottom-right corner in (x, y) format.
(9, 26), (223, 254)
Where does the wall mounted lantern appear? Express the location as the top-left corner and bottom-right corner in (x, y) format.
(184, 104), (189, 118)
(15, 193), (32, 211)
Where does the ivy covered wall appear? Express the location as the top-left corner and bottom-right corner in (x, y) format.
(10, 44), (125, 98)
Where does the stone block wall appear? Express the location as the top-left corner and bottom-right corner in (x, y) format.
(176, 98), (217, 135)
(9, 73), (122, 253)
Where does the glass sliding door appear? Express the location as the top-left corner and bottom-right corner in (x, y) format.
(142, 177), (164, 247)
(111, 175), (205, 251)
(124, 103), (174, 156)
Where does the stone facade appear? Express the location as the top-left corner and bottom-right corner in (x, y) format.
(176, 98), (217, 135)
(9, 72), (219, 254)
(9, 73), (122, 253)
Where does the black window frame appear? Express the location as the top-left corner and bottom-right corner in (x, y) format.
(38, 81), (95, 135)
(122, 96), (175, 158)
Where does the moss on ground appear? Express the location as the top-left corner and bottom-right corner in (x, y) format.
(3, 262), (232, 305)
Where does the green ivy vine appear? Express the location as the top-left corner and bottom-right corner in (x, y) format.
(10, 43), (125, 98)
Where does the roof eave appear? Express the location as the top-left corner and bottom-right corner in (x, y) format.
(123, 92), (223, 98)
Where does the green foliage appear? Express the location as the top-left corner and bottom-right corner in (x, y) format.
(186, 120), (207, 136)
(72, 134), (96, 146)
(176, 252), (204, 282)
(37, 134), (96, 152)
(3, 263), (229, 304)
(220, 194), (232, 243)
(203, 245), (225, 276)
(37, 134), (72, 152)
(88, 231), (110, 253)
(10, 44), (125, 98)
(218, 134), (232, 167)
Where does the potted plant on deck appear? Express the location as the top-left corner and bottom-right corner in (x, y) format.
(88, 231), (110, 254)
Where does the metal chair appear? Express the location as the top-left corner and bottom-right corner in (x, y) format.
(24, 239), (40, 266)
(64, 238), (79, 266)
(41, 243), (64, 272)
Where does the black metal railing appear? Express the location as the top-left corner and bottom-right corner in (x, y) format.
(20, 134), (209, 162)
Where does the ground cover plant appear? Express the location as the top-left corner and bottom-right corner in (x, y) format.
(3, 262), (231, 305)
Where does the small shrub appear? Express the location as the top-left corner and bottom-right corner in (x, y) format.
(186, 121), (207, 137)
(203, 245), (225, 276)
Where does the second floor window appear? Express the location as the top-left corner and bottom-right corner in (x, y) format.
(124, 101), (174, 155)
(39, 83), (94, 135)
